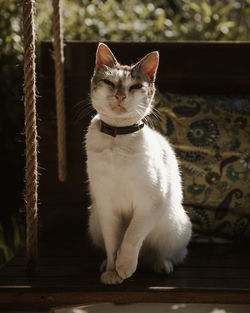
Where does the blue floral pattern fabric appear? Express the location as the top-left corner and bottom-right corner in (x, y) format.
(152, 92), (250, 243)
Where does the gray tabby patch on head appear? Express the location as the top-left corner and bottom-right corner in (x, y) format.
(92, 42), (159, 88)
(91, 42), (159, 124)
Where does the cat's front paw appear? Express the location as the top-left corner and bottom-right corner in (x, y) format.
(116, 247), (138, 279)
(153, 259), (174, 275)
(100, 270), (123, 285)
(100, 259), (107, 272)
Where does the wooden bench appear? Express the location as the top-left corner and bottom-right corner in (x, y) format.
(0, 41), (249, 312)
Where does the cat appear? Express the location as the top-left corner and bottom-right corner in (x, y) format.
(85, 42), (192, 285)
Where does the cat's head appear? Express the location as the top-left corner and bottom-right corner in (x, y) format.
(91, 43), (159, 126)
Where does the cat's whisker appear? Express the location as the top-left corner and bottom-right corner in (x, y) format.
(136, 106), (147, 118)
(72, 99), (95, 122)
(137, 103), (146, 110)
(135, 104), (155, 129)
(136, 105), (149, 117)
(151, 108), (162, 122)
(135, 109), (144, 121)
(145, 115), (155, 129)
(74, 105), (90, 119)
(145, 107), (162, 130)
(151, 107), (162, 121)
(135, 109), (155, 129)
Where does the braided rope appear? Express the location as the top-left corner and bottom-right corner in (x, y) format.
(22, 0), (38, 270)
(52, 0), (67, 182)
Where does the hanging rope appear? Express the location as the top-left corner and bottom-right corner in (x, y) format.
(22, 0), (38, 270)
(52, 0), (67, 182)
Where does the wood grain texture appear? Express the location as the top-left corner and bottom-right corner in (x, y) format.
(0, 245), (250, 311)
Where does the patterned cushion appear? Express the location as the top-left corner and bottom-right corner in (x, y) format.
(152, 92), (250, 243)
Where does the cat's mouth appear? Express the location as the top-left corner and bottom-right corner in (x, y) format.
(110, 104), (127, 114)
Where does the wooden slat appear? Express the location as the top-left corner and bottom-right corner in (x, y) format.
(0, 289), (249, 312)
(0, 245), (250, 311)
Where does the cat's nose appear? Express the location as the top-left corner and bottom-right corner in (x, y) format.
(115, 93), (126, 102)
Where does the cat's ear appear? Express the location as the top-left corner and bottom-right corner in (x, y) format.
(95, 42), (118, 68)
(133, 51), (159, 82)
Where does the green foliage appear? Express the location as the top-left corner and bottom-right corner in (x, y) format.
(36, 0), (250, 41)
(0, 0), (25, 266)
(171, 0), (250, 40)
(1, 0), (250, 60)
(0, 215), (25, 265)
(0, 0), (22, 56)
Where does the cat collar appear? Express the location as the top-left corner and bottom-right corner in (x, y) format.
(100, 120), (144, 137)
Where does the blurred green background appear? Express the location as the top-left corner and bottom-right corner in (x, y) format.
(1, 0), (250, 265)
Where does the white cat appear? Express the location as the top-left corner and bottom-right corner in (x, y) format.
(85, 43), (192, 285)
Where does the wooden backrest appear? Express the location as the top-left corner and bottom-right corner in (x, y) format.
(38, 41), (250, 256)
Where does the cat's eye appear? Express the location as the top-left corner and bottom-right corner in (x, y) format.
(103, 79), (115, 88)
(130, 83), (143, 91)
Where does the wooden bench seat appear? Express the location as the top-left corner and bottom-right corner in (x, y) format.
(0, 244), (250, 311)
(0, 41), (249, 312)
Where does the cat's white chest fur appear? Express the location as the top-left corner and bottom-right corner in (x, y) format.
(86, 115), (149, 214)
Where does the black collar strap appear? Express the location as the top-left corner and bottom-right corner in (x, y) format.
(100, 120), (144, 137)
